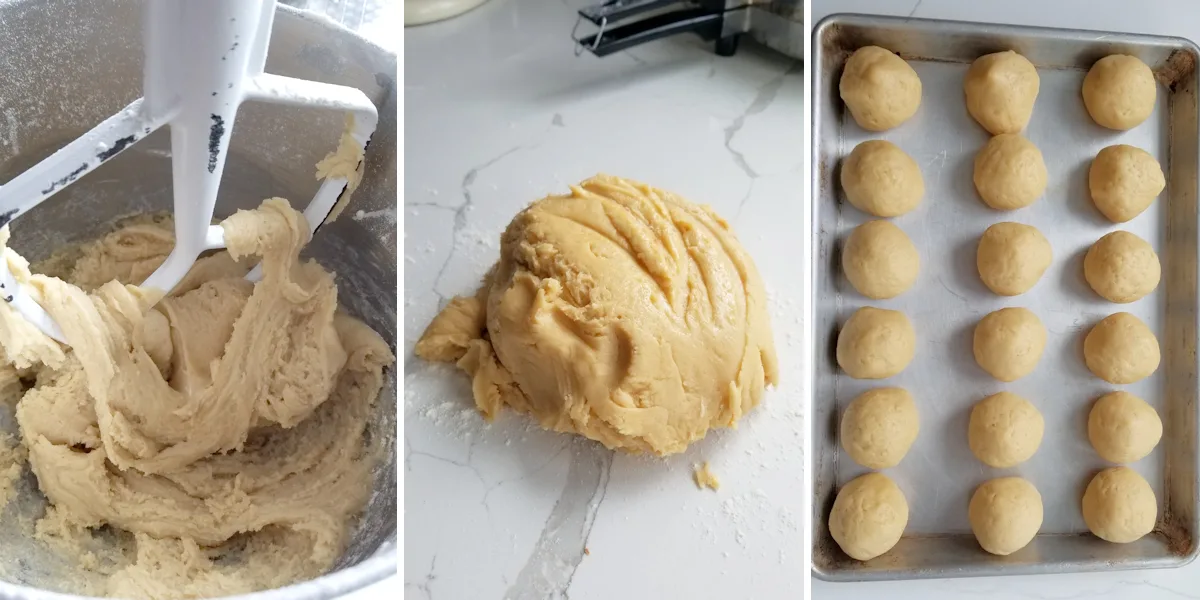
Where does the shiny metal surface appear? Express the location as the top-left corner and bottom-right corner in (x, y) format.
(811, 13), (1200, 582)
(745, 1), (803, 59)
(0, 0), (396, 598)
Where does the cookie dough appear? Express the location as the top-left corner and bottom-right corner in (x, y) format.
(1089, 145), (1165, 223)
(1084, 313), (1160, 384)
(976, 222), (1052, 296)
(1089, 391), (1162, 464)
(836, 307), (916, 380)
(1082, 466), (1157, 543)
(828, 472), (908, 561)
(973, 307), (1046, 382)
(1083, 55), (1157, 130)
(1084, 231), (1160, 303)
(840, 46), (922, 131)
(964, 51), (1040, 134)
(842, 220), (920, 299)
(417, 175), (778, 456)
(974, 134), (1048, 210)
(840, 387), (919, 469)
(841, 140), (924, 217)
(969, 477), (1043, 556)
(968, 392), (1044, 468)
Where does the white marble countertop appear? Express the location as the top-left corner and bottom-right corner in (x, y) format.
(403, 0), (804, 598)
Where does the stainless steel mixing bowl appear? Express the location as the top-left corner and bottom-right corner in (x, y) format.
(0, 1), (397, 598)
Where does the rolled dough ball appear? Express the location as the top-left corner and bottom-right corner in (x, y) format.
(969, 477), (1043, 556)
(1089, 145), (1165, 223)
(842, 220), (920, 299)
(964, 50), (1041, 134)
(840, 46), (922, 131)
(836, 307), (915, 380)
(1082, 467), (1157, 543)
(1084, 231), (1160, 303)
(1083, 55), (1157, 130)
(974, 134), (1048, 210)
(840, 387), (920, 469)
(968, 392), (1044, 468)
(1084, 312), (1160, 384)
(829, 472), (909, 561)
(973, 307), (1046, 382)
(976, 222), (1053, 296)
(841, 140), (924, 217)
(1088, 391), (1163, 464)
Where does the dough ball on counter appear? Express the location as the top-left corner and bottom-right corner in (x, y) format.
(1089, 145), (1165, 223)
(1082, 467), (1157, 543)
(969, 477), (1043, 556)
(829, 472), (909, 561)
(968, 392), (1044, 468)
(840, 387), (920, 469)
(842, 220), (920, 299)
(973, 307), (1046, 382)
(964, 50), (1041, 134)
(1083, 55), (1157, 130)
(976, 222), (1053, 296)
(837, 307), (916, 380)
(1084, 312), (1160, 384)
(1089, 391), (1162, 464)
(840, 46), (922, 131)
(974, 133), (1048, 210)
(1084, 231), (1160, 303)
(841, 140), (924, 217)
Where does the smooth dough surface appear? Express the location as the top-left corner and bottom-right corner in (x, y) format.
(840, 387), (919, 469)
(1089, 145), (1165, 223)
(1084, 312), (1160, 384)
(0, 200), (394, 598)
(417, 175), (778, 456)
(974, 133), (1048, 210)
(969, 477), (1043, 556)
(1089, 391), (1162, 464)
(1082, 467), (1157, 543)
(973, 307), (1046, 382)
(839, 46), (922, 131)
(976, 222), (1052, 296)
(1084, 231), (1160, 303)
(968, 392), (1044, 468)
(841, 140), (924, 217)
(842, 220), (920, 299)
(828, 472), (908, 561)
(1083, 55), (1157, 130)
(836, 307), (915, 380)
(964, 51), (1040, 134)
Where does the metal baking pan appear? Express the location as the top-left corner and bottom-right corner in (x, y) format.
(810, 13), (1200, 581)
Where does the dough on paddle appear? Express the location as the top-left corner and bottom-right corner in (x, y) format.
(842, 220), (920, 299)
(969, 477), (1043, 556)
(840, 46), (922, 131)
(976, 222), (1052, 296)
(1084, 231), (1160, 303)
(968, 392), (1043, 468)
(1082, 467), (1157, 543)
(1083, 55), (1157, 130)
(836, 307), (915, 380)
(1089, 145), (1165, 223)
(964, 50), (1040, 134)
(1084, 312), (1160, 384)
(841, 140), (924, 217)
(973, 307), (1046, 382)
(829, 472), (908, 561)
(1088, 391), (1162, 464)
(974, 134), (1047, 210)
(840, 387), (919, 469)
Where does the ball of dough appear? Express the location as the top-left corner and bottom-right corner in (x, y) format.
(1089, 391), (1163, 464)
(964, 51), (1041, 134)
(969, 477), (1043, 556)
(1089, 145), (1165, 223)
(842, 220), (920, 299)
(968, 392), (1044, 468)
(973, 307), (1046, 382)
(840, 387), (920, 469)
(1083, 55), (1157, 131)
(976, 222), (1053, 296)
(829, 472), (909, 561)
(974, 134), (1048, 210)
(1084, 231), (1160, 303)
(1084, 312), (1160, 384)
(841, 140), (924, 217)
(840, 46), (922, 131)
(836, 307), (915, 379)
(1082, 467), (1157, 543)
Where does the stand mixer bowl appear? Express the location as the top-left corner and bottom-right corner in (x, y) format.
(0, 0), (397, 598)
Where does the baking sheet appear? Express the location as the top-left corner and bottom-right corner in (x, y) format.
(811, 13), (1200, 581)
